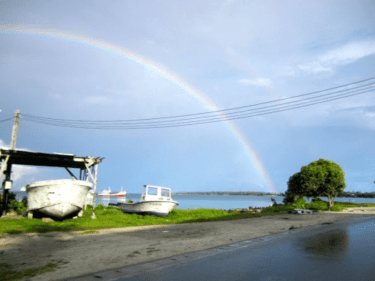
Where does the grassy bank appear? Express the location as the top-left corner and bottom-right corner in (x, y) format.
(1, 201), (374, 235)
(263, 200), (375, 214)
(0, 205), (262, 235)
(0, 261), (67, 281)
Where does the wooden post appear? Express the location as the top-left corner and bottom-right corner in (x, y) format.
(89, 164), (98, 219)
(92, 163), (98, 211)
(10, 110), (20, 150)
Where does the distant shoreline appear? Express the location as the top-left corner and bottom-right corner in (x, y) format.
(173, 192), (282, 196)
(173, 191), (375, 198)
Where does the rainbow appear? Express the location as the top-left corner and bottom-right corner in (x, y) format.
(0, 24), (276, 192)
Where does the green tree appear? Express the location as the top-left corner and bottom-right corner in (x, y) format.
(283, 172), (303, 204)
(287, 172), (304, 195)
(299, 159), (346, 207)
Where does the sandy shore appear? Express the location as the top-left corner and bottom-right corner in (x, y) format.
(1, 209), (375, 280)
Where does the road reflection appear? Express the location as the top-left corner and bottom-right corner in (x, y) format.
(300, 227), (349, 262)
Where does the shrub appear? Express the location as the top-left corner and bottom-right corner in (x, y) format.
(1, 192), (27, 215)
(329, 205), (343, 212)
(95, 204), (106, 211)
(261, 205), (295, 214)
(306, 200), (328, 211)
(292, 198), (306, 209)
(22, 196), (28, 208)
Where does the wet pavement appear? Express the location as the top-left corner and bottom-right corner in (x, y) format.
(71, 216), (375, 281)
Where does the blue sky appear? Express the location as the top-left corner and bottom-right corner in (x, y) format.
(0, 0), (375, 194)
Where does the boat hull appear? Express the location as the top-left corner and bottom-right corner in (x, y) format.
(119, 201), (178, 217)
(26, 179), (93, 219)
(99, 194), (126, 197)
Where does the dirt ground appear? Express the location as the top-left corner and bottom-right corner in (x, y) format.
(1, 208), (375, 280)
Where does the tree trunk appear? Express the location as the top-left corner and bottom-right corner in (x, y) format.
(328, 196), (334, 207)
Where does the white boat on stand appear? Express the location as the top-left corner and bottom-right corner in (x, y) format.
(27, 179), (93, 219)
(111, 185), (178, 217)
(1, 147), (102, 220)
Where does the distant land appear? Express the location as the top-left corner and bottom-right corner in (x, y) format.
(173, 191), (375, 198)
(173, 191), (283, 196)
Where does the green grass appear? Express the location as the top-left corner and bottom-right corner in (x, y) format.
(0, 261), (66, 281)
(305, 200), (375, 212)
(1, 202), (374, 236)
(0, 205), (262, 235)
(264, 200), (375, 214)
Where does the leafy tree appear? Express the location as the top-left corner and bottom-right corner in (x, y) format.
(287, 172), (305, 195)
(283, 172), (306, 204)
(299, 159), (346, 207)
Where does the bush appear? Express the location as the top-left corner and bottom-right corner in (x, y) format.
(22, 196), (28, 208)
(292, 198), (306, 209)
(7, 193), (27, 215)
(329, 205), (343, 212)
(95, 204), (105, 211)
(261, 204), (295, 214)
(306, 200), (328, 211)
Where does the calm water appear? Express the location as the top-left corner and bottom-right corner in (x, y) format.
(9, 191), (375, 210)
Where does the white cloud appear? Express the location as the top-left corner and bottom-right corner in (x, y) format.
(0, 139), (39, 186)
(12, 165), (38, 183)
(237, 78), (272, 87)
(0, 139), (8, 149)
(298, 40), (375, 74)
(338, 105), (375, 129)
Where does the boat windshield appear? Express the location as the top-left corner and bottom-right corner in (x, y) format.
(147, 187), (158, 195)
(161, 188), (170, 197)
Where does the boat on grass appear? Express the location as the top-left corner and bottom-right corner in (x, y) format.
(26, 179), (92, 219)
(111, 185), (178, 217)
(99, 186), (127, 198)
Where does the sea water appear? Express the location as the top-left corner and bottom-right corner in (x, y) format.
(8, 191), (375, 210)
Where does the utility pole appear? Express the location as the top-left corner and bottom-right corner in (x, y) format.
(1, 110), (20, 216)
(10, 110), (20, 149)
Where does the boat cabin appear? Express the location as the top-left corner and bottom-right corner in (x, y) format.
(141, 185), (172, 202)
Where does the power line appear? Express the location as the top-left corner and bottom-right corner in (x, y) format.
(0, 118), (13, 123)
(24, 82), (374, 126)
(23, 77), (375, 123)
(23, 82), (375, 129)
(22, 77), (375, 130)
(23, 89), (374, 130)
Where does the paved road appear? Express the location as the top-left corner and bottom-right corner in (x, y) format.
(72, 216), (375, 281)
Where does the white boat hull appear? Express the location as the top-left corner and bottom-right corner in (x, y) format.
(120, 201), (178, 217)
(26, 179), (93, 219)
